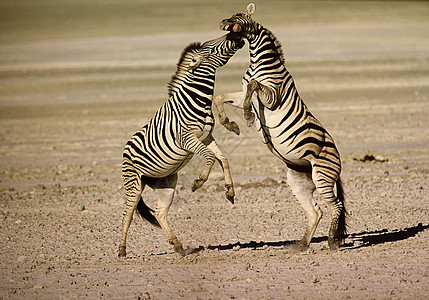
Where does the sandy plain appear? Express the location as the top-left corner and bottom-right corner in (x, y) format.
(1, 1), (429, 299)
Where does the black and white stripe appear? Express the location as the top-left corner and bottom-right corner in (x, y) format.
(119, 34), (243, 257)
(216, 4), (347, 251)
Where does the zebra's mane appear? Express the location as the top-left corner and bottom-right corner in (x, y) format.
(167, 42), (202, 98)
(259, 25), (285, 64)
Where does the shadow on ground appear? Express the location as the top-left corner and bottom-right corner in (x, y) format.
(203, 223), (429, 252)
(144, 223), (429, 257)
(343, 222), (429, 250)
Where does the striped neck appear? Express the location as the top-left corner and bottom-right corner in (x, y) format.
(168, 69), (216, 108)
(247, 24), (285, 66)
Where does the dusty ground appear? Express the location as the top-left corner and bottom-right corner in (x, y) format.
(1, 1), (429, 299)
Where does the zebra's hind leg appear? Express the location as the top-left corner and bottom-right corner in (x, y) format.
(286, 169), (323, 253)
(152, 173), (189, 256)
(119, 173), (144, 257)
(313, 173), (347, 251)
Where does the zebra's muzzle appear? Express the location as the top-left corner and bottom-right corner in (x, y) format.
(220, 22), (242, 33)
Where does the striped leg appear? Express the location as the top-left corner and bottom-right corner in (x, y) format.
(286, 169), (323, 253)
(119, 172), (144, 257)
(205, 135), (235, 203)
(244, 80), (280, 127)
(181, 131), (216, 191)
(312, 161), (346, 251)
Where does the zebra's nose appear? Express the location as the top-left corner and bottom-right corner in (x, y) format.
(220, 19), (230, 30)
(220, 21), (241, 33)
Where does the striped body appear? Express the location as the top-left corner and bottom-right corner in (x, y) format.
(122, 84), (214, 180)
(216, 4), (347, 251)
(119, 34), (244, 257)
(243, 24), (341, 178)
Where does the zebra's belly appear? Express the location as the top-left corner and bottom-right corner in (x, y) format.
(125, 132), (192, 178)
(252, 105), (312, 166)
(142, 151), (193, 178)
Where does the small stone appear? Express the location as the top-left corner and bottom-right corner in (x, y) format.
(32, 285), (44, 289)
(35, 184), (46, 190)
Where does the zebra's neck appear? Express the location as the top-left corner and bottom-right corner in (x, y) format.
(245, 25), (304, 115)
(168, 68), (216, 109)
(248, 24), (285, 67)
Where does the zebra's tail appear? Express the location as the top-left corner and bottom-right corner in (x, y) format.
(335, 178), (348, 243)
(137, 197), (160, 228)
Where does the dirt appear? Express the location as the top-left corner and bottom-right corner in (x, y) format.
(1, 1), (429, 299)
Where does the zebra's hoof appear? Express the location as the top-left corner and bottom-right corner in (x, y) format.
(176, 246), (203, 257)
(192, 177), (207, 192)
(225, 185), (235, 204)
(173, 244), (187, 256)
(226, 194), (234, 204)
(118, 248), (126, 258)
(244, 112), (255, 127)
(228, 121), (240, 135)
(328, 242), (340, 252)
(288, 242), (309, 254)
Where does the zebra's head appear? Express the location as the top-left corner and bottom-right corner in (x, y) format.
(179, 34), (244, 72)
(220, 3), (258, 40)
(168, 34), (244, 98)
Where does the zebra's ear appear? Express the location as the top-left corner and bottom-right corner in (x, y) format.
(246, 3), (255, 17)
(188, 53), (202, 70)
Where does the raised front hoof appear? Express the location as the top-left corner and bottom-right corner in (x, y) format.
(227, 121), (240, 135)
(244, 112), (255, 127)
(191, 178), (206, 192)
(118, 247), (126, 258)
(226, 193), (234, 204)
(288, 242), (309, 254)
(225, 187), (235, 204)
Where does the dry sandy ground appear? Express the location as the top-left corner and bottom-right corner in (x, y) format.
(1, 2), (429, 299)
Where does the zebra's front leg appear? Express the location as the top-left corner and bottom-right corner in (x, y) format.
(213, 92), (245, 135)
(191, 150), (215, 192)
(244, 80), (280, 127)
(181, 132), (216, 192)
(205, 135), (235, 204)
(243, 80), (258, 127)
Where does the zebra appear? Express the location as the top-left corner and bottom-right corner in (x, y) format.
(119, 33), (244, 257)
(214, 3), (347, 252)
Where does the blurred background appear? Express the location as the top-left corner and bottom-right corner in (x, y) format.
(1, 3), (429, 299)
(0, 0), (428, 178)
